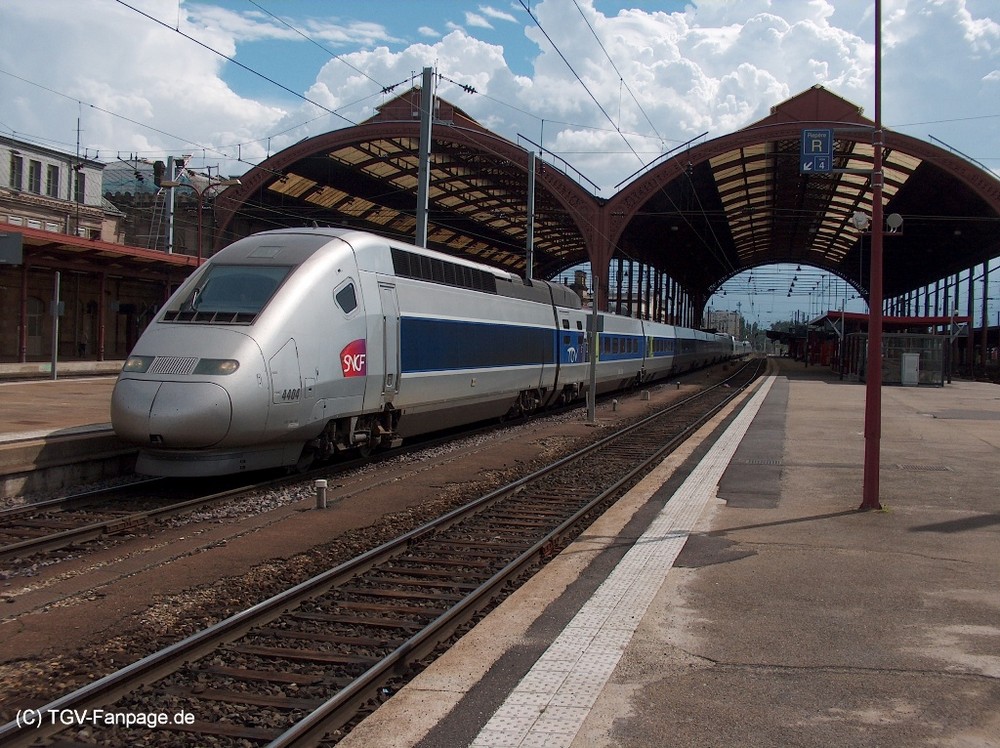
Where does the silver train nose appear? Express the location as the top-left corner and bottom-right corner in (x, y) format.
(112, 379), (232, 447)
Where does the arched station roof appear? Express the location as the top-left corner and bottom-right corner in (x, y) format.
(217, 85), (1000, 317)
(216, 90), (599, 281)
(606, 86), (1000, 310)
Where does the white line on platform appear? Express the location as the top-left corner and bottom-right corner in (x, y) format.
(470, 375), (776, 748)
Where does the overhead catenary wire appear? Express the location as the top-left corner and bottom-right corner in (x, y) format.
(114, 0), (357, 127)
(515, 0), (736, 277)
(570, 0), (663, 144)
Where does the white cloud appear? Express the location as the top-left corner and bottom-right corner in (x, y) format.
(480, 5), (518, 24)
(0, 0), (285, 168)
(464, 12), (494, 30)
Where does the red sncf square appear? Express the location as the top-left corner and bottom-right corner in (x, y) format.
(340, 339), (367, 377)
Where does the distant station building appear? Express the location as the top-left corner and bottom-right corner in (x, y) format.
(0, 136), (197, 365)
(707, 310), (742, 339)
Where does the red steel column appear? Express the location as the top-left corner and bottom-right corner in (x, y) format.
(860, 0), (885, 512)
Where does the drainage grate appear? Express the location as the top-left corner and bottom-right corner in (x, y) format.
(894, 464), (952, 472)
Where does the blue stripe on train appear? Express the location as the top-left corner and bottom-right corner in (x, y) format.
(400, 317), (557, 372)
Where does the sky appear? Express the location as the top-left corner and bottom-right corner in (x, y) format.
(1, 0), (998, 327)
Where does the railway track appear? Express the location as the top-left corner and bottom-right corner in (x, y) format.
(0, 435), (443, 565)
(0, 359), (763, 747)
(0, 477), (265, 564)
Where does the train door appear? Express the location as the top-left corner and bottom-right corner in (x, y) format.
(379, 283), (400, 403)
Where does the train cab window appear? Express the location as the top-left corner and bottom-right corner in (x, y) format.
(562, 319), (570, 329)
(167, 264), (291, 322)
(335, 281), (358, 314)
(576, 321), (583, 330)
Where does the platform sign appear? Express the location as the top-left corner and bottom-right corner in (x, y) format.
(0, 232), (23, 265)
(800, 129), (833, 174)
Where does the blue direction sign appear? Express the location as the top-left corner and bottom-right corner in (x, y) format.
(800, 128), (833, 174)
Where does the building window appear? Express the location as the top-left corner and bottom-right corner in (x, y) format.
(9, 155), (23, 189)
(74, 170), (86, 203)
(28, 160), (42, 193)
(46, 164), (60, 198)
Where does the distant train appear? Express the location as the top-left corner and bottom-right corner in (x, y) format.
(111, 228), (748, 477)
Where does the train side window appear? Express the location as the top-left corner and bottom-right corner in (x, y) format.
(562, 319), (570, 329)
(576, 321), (583, 330)
(334, 280), (358, 314)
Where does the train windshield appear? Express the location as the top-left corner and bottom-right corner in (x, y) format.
(165, 265), (292, 323)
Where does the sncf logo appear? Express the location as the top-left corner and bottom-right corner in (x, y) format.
(340, 339), (367, 377)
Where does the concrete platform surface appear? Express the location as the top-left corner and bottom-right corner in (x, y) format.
(338, 359), (1000, 748)
(0, 375), (116, 441)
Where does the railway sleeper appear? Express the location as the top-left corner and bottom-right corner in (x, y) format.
(290, 611), (424, 631)
(255, 627), (393, 648)
(103, 515), (150, 533)
(12, 517), (101, 529)
(475, 515), (561, 528)
(195, 664), (329, 686)
(490, 507), (576, 527)
(160, 719), (283, 742)
(398, 554), (493, 568)
(161, 685), (324, 712)
(431, 538), (531, 552)
(333, 600), (445, 618)
(228, 644), (381, 666)
(364, 574), (482, 591)
(378, 563), (491, 579)
(339, 586), (464, 603)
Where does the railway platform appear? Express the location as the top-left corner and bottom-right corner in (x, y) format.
(0, 363), (128, 498)
(338, 357), (1000, 748)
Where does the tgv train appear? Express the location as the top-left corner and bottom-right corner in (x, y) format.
(111, 228), (745, 477)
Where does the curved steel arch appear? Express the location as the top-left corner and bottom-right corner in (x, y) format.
(601, 86), (1000, 320)
(215, 91), (601, 279)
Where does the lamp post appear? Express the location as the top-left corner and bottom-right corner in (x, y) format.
(161, 174), (241, 263)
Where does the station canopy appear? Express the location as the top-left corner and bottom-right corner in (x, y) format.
(217, 86), (1000, 311)
(217, 91), (595, 281)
